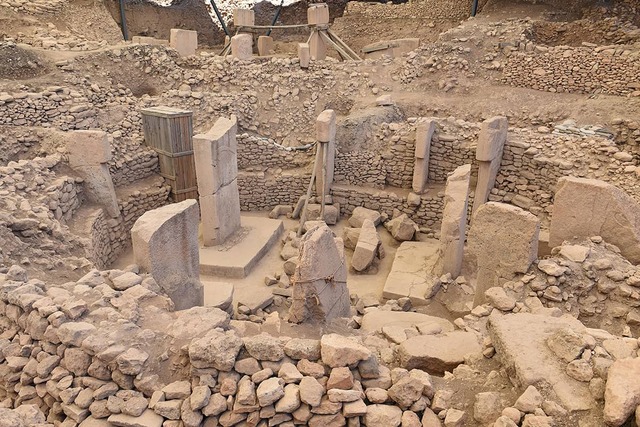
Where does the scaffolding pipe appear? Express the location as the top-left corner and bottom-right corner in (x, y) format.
(209, 0), (230, 36)
(118, 0), (129, 40)
(471, 0), (479, 16)
(267, 0), (285, 36)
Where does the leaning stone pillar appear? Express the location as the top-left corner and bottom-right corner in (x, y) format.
(439, 164), (471, 278)
(289, 224), (350, 323)
(193, 116), (242, 246)
(315, 110), (336, 197)
(131, 200), (203, 310)
(65, 130), (120, 218)
(472, 116), (508, 213)
(412, 119), (436, 194)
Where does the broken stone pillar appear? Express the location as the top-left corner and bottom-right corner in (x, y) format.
(315, 110), (336, 197)
(472, 116), (508, 213)
(467, 202), (539, 307)
(351, 219), (381, 272)
(169, 29), (197, 57)
(233, 8), (255, 27)
(131, 199), (203, 310)
(549, 177), (640, 264)
(298, 43), (310, 69)
(65, 130), (119, 218)
(257, 36), (274, 56)
(193, 116), (241, 246)
(289, 224), (350, 323)
(439, 164), (471, 278)
(412, 119), (436, 194)
(231, 34), (253, 60)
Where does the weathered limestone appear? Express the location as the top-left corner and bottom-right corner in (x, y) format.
(412, 119), (436, 194)
(488, 313), (594, 412)
(398, 332), (482, 375)
(257, 36), (274, 56)
(549, 177), (640, 264)
(65, 130), (119, 218)
(383, 241), (442, 306)
(193, 116), (241, 247)
(351, 219), (381, 272)
(131, 36), (169, 46)
(289, 225), (350, 323)
(472, 116), (508, 213)
(604, 358), (640, 426)
(131, 200), (203, 310)
(233, 8), (255, 27)
(308, 4), (329, 61)
(298, 43), (310, 68)
(231, 34), (253, 60)
(439, 164), (471, 278)
(315, 110), (336, 197)
(467, 202), (539, 306)
(169, 29), (197, 57)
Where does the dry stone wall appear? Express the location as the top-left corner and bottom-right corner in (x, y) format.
(237, 134), (314, 170)
(334, 150), (386, 189)
(44, 176), (84, 223)
(502, 44), (640, 96)
(238, 172), (309, 211)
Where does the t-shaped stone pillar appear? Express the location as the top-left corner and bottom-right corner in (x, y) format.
(472, 116), (508, 213)
(439, 164), (471, 279)
(315, 110), (336, 198)
(308, 3), (329, 60)
(412, 119), (436, 194)
(65, 130), (120, 218)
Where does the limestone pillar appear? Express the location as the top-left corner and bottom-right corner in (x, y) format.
(233, 8), (255, 27)
(65, 130), (120, 218)
(231, 34), (253, 60)
(315, 110), (336, 197)
(298, 43), (310, 69)
(412, 119), (436, 194)
(472, 116), (508, 213)
(257, 36), (274, 56)
(467, 202), (539, 307)
(193, 116), (241, 246)
(169, 29), (197, 57)
(131, 200), (203, 310)
(308, 3), (329, 60)
(289, 224), (350, 323)
(439, 164), (471, 278)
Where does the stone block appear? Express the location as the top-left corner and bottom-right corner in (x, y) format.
(467, 202), (539, 307)
(398, 331), (481, 375)
(307, 3), (329, 25)
(193, 117), (238, 197)
(351, 219), (381, 272)
(231, 34), (253, 60)
(131, 200), (203, 310)
(315, 110), (336, 197)
(412, 119), (435, 193)
(233, 9), (255, 27)
(66, 130), (111, 165)
(309, 32), (326, 61)
(170, 29), (198, 57)
(289, 225), (350, 323)
(298, 43), (310, 68)
(257, 36), (274, 56)
(199, 181), (242, 247)
(549, 177), (640, 264)
(439, 164), (471, 278)
(476, 116), (508, 161)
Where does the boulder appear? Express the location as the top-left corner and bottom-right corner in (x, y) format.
(351, 219), (382, 272)
(604, 358), (640, 426)
(320, 334), (371, 368)
(385, 214), (417, 241)
(348, 207), (381, 228)
(397, 331), (481, 374)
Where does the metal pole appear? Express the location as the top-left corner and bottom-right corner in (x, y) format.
(267, 0), (284, 37)
(118, 0), (129, 41)
(209, 0), (230, 36)
(471, 0), (479, 17)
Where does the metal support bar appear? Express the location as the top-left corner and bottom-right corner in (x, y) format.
(118, 0), (129, 41)
(208, 0), (230, 36)
(471, 0), (479, 16)
(267, 0), (285, 37)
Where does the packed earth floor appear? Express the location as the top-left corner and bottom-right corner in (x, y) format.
(1, 0), (640, 427)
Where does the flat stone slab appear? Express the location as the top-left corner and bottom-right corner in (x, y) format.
(202, 281), (234, 313)
(200, 216), (283, 278)
(487, 312), (595, 412)
(382, 240), (441, 306)
(397, 331), (481, 375)
(360, 311), (454, 334)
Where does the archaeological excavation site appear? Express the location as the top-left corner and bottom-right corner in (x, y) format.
(1, 0), (640, 426)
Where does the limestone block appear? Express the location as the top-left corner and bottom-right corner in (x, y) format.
(412, 119), (436, 193)
(604, 358), (640, 426)
(397, 332), (481, 375)
(298, 43), (310, 69)
(467, 203), (539, 307)
(131, 200), (203, 310)
(193, 117), (238, 197)
(233, 9), (255, 27)
(307, 3), (329, 25)
(315, 110), (336, 197)
(439, 164), (471, 278)
(289, 225), (350, 323)
(170, 29), (198, 57)
(476, 116), (508, 161)
(66, 130), (111, 165)
(316, 109), (337, 143)
(351, 219), (381, 272)
(199, 180), (242, 247)
(549, 177), (640, 264)
(309, 32), (326, 61)
(257, 36), (274, 56)
(231, 34), (253, 60)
